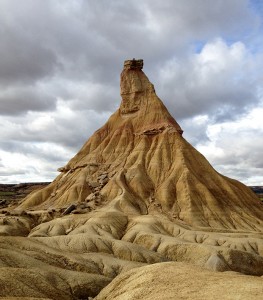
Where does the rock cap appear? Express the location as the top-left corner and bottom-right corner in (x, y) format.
(124, 59), (143, 70)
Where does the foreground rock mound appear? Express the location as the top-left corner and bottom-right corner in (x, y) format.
(95, 262), (263, 300)
(0, 59), (262, 299)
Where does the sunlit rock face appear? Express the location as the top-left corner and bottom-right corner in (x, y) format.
(0, 59), (262, 299)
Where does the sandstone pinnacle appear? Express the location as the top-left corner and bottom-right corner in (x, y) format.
(20, 59), (262, 231)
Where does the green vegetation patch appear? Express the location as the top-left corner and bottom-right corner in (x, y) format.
(0, 191), (16, 199)
(0, 191), (15, 196)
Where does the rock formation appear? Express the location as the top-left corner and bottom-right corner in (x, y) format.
(20, 59), (262, 231)
(0, 59), (262, 299)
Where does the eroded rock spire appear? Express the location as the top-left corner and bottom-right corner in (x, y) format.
(120, 59), (154, 114)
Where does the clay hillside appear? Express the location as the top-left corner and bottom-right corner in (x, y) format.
(0, 59), (262, 300)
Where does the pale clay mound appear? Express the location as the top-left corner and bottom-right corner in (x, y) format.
(0, 59), (262, 299)
(95, 262), (263, 300)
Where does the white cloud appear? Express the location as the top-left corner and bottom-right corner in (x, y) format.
(157, 38), (261, 121)
(0, 101), (112, 182)
(195, 39), (246, 81)
(196, 104), (263, 185)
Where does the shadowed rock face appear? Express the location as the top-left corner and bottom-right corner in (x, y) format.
(0, 60), (262, 299)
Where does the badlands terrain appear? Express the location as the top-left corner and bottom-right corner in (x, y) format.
(0, 59), (262, 299)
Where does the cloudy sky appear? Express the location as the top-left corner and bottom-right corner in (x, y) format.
(0, 0), (262, 185)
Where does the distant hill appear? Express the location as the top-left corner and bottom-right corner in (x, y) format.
(0, 182), (50, 208)
(249, 186), (263, 201)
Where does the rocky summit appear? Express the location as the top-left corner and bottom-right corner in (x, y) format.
(0, 59), (262, 300)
